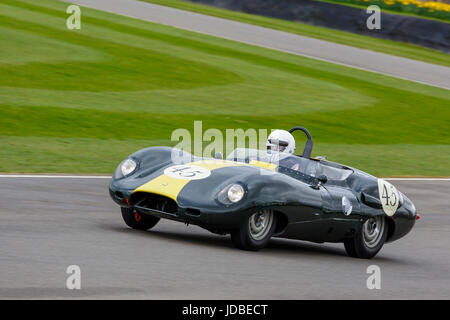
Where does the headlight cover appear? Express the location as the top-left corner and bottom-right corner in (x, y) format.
(114, 158), (138, 179)
(218, 184), (246, 205)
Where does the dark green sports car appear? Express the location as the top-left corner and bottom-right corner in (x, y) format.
(109, 127), (417, 259)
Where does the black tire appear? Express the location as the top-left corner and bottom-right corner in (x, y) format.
(121, 207), (160, 231)
(344, 216), (388, 259)
(231, 210), (276, 251)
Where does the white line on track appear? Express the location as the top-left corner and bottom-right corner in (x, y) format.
(0, 175), (448, 181)
(0, 175), (111, 179)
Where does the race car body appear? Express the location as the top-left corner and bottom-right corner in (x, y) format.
(109, 127), (417, 258)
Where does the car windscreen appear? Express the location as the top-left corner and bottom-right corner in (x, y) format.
(227, 148), (352, 181)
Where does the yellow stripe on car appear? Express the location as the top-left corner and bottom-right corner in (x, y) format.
(249, 160), (277, 171)
(132, 174), (191, 203)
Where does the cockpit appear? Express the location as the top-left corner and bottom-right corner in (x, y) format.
(226, 148), (353, 181)
(226, 126), (353, 182)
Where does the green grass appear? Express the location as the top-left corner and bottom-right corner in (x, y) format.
(144, 0), (450, 67)
(0, 0), (449, 176)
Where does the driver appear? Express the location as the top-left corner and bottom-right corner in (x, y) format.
(266, 130), (300, 170)
(266, 129), (295, 154)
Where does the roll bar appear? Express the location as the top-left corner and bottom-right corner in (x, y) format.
(288, 126), (313, 158)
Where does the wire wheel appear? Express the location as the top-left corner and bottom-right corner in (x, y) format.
(248, 210), (274, 241)
(362, 216), (385, 248)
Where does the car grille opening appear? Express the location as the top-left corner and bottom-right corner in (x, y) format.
(131, 192), (178, 215)
(185, 208), (201, 216)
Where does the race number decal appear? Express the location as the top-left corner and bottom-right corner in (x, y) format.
(164, 165), (211, 180)
(377, 179), (399, 216)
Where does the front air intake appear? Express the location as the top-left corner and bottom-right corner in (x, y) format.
(131, 192), (178, 215)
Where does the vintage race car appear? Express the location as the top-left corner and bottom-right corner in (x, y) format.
(109, 127), (418, 258)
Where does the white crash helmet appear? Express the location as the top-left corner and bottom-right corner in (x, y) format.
(266, 130), (296, 154)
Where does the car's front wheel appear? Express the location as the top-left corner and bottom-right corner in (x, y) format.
(344, 215), (387, 259)
(231, 209), (276, 251)
(121, 207), (160, 230)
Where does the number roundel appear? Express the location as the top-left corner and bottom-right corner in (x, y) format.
(377, 179), (399, 216)
(164, 165), (211, 180)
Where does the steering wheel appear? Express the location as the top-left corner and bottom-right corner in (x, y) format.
(288, 126), (313, 158)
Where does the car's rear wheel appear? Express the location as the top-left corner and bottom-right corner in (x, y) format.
(344, 215), (387, 259)
(231, 209), (276, 251)
(121, 207), (160, 230)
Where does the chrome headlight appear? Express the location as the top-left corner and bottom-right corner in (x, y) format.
(218, 184), (245, 204)
(114, 158), (138, 179)
(228, 184), (245, 203)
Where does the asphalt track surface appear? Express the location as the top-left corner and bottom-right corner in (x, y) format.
(63, 0), (450, 89)
(0, 177), (449, 299)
